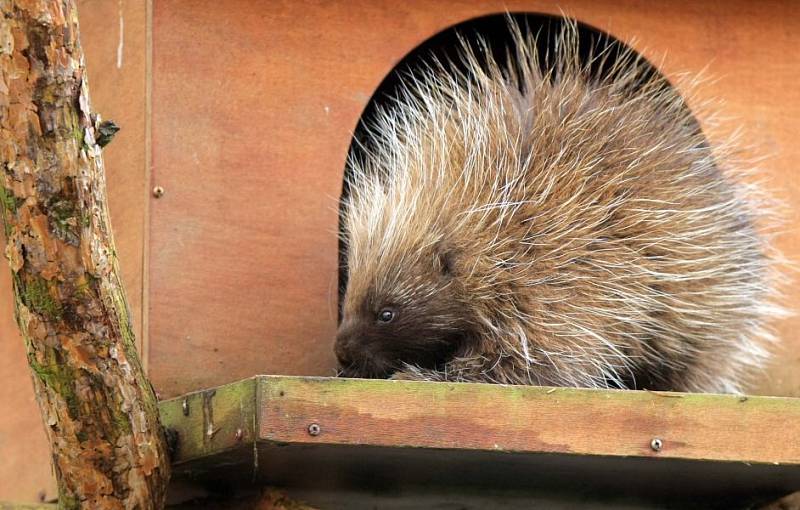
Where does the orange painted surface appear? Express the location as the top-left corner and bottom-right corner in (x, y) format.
(0, 0), (798, 502)
(150, 0), (799, 398)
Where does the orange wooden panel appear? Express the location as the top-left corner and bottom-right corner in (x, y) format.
(149, 0), (800, 398)
(0, 0), (148, 502)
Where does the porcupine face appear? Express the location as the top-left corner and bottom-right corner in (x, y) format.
(335, 248), (473, 378)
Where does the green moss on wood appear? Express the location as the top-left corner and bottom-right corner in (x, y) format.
(75, 429), (89, 443)
(21, 276), (63, 320)
(74, 273), (98, 298)
(159, 377), (258, 464)
(0, 187), (18, 237)
(57, 485), (79, 510)
(110, 401), (133, 435)
(0, 186), (16, 212)
(45, 197), (80, 246)
(29, 356), (80, 420)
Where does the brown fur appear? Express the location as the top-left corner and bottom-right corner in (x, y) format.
(335, 21), (784, 393)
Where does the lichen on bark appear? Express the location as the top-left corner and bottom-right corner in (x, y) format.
(0, 1), (170, 508)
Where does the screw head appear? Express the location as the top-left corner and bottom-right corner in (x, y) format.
(235, 428), (243, 441)
(650, 437), (663, 452)
(307, 423), (321, 436)
(181, 398), (189, 416)
(152, 186), (165, 198)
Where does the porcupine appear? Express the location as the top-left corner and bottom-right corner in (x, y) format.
(334, 20), (783, 393)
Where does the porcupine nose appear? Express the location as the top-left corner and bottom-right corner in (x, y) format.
(334, 339), (353, 368)
(334, 323), (358, 369)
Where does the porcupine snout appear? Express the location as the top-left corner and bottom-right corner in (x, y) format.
(333, 323), (357, 371)
(334, 320), (394, 379)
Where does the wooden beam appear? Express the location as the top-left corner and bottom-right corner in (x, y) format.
(160, 376), (800, 508)
(257, 377), (800, 464)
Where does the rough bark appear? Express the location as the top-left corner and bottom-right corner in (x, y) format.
(0, 1), (170, 508)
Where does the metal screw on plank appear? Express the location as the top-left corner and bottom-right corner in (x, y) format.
(152, 186), (165, 198)
(650, 438), (663, 452)
(235, 428), (243, 441)
(307, 423), (321, 436)
(181, 397), (189, 416)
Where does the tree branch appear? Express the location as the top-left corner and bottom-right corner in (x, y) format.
(0, 1), (170, 508)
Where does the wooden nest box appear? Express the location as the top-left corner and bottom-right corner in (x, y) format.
(0, 1), (798, 508)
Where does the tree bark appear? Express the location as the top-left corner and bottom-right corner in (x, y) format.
(0, 1), (170, 508)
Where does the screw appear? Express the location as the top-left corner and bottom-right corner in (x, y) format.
(307, 423), (321, 436)
(152, 186), (165, 198)
(650, 438), (663, 452)
(181, 398), (189, 416)
(235, 428), (243, 441)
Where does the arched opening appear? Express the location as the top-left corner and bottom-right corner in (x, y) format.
(336, 12), (700, 316)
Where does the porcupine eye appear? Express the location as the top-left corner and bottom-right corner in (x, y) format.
(378, 309), (395, 323)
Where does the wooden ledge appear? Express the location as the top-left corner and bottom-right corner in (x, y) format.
(160, 376), (800, 508)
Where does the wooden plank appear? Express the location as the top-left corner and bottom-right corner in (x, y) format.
(161, 377), (258, 467)
(148, 0), (800, 400)
(159, 375), (800, 508)
(258, 377), (800, 465)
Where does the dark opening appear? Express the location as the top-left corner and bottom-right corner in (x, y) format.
(336, 13), (697, 319)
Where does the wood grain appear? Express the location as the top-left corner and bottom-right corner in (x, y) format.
(149, 0), (800, 398)
(259, 376), (800, 465)
(159, 375), (800, 507)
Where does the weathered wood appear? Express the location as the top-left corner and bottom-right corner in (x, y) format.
(165, 374), (800, 468)
(0, 1), (169, 508)
(159, 377), (257, 465)
(160, 375), (800, 507)
(258, 377), (800, 465)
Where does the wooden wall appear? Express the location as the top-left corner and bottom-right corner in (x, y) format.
(148, 0), (800, 398)
(0, 0), (797, 503)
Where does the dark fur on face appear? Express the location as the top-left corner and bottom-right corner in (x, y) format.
(335, 249), (472, 378)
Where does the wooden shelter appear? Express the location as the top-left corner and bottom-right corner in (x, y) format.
(0, 0), (798, 507)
